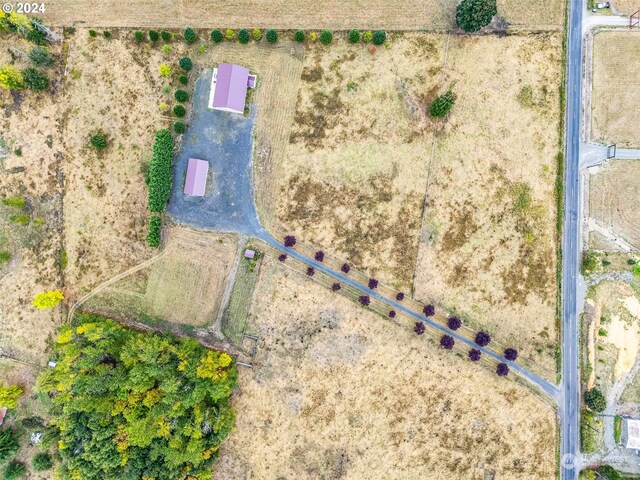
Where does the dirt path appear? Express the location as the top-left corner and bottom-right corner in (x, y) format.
(211, 234), (247, 338)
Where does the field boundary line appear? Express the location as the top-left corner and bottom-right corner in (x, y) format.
(212, 234), (247, 338)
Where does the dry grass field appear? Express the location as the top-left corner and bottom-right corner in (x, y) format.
(591, 31), (640, 148)
(276, 34), (445, 290)
(0, 35), (64, 365)
(589, 160), (640, 251)
(610, 0), (639, 15)
(40, 0), (564, 30)
(414, 33), (562, 371)
(215, 259), (557, 479)
(83, 227), (238, 326)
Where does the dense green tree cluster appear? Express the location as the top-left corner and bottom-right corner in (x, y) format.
(37, 314), (237, 480)
(147, 129), (174, 212)
(584, 388), (606, 413)
(146, 215), (162, 247)
(0, 429), (20, 464)
(456, 0), (497, 32)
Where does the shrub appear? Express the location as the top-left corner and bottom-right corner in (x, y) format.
(173, 105), (186, 117)
(159, 64), (171, 77)
(396, 292), (405, 301)
(102, 31), (111, 39)
(9, 213), (29, 225)
(581, 251), (598, 275)
(173, 121), (186, 134)
(294, 30), (305, 43)
(496, 363), (509, 376)
(319, 29), (333, 45)
(456, 0), (497, 32)
(32, 453), (53, 472)
(90, 132), (108, 150)
(146, 215), (161, 248)
(175, 89), (189, 102)
(475, 331), (491, 347)
(430, 90), (456, 118)
(440, 334), (455, 349)
(27, 27), (47, 45)
(414, 322), (425, 335)
(183, 27), (197, 43)
(32, 290), (64, 309)
(178, 74), (188, 85)
(389, 310), (396, 318)
(2, 196), (26, 208)
(306, 267), (315, 276)
(89, 29), (97, 37)
(148, 30), (159, 42)
(252, 28), (262, 41)
(332, 283), (341, 291)
(372, 30), (386, 45)
(21, 416), (44, 430)
(162, 45), (172, 55)
(359, 295), (370, 306)
(161, 30), (171, 42)
(0, 383), (23, 408)
(341, 263), (351, 273)
(309, 32), (317, 42)
(504, 348), (518, 361)
(0, 251), (11, 265)
(0, 430), (20, 463)
(597, 466), (623, 480)
(147, 130), (174, 212)
(363, 30), (373, 42)
(314, 251), (324, 262)
(447, 316), (462, 330)
(0, 66), (24, 90)
(368, 278), (378, 289)
(134, 30), (144, 42)
(238, 29), (250, 44)
(284, 235), (296, 247)
(22, 67), (49, 91)
(348, 29), (360, 43)
(29, 46), (55, 67)
(469, 348), (481, 361)
(210, 29), (223, 43)
(278, 254), (287, 262)
(3, 460), (26, 480)
(584, 388), (606, 412)
(423, 304), (435, 317)
(266, 29), (278, 43)
(37, 316), (237, 480)
(179, 56), (193, 72)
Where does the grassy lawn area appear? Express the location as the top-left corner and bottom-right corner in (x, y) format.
(581, 409), (602, 454)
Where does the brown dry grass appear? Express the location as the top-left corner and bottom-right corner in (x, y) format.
(276, 34), (445, 290)
(589, 160), (640, 251)
(611, 0), (640, 15)
(591, 30), (640, 148)
(83, 227), (238, 326)
(413, 33), (562, 372)
(0, 34), (64, 366)
(40, 0), (564, 30)
(214, 258), (557, 479)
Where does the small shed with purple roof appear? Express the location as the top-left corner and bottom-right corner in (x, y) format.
(184, 158), (209, 197)
(208, 63), (256, 114)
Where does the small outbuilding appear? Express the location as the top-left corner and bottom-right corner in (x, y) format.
(208, 64), (255, 114)
(184, 158), (209, 197)
(244, 249), (256, 259)
(622, 418), (640, 450)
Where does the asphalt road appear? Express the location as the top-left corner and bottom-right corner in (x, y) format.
(560, 0), (584, 475)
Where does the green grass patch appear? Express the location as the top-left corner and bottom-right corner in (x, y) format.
(9, 213), (30, 225)
(1, 196), (25, 208)
(614, 416), (622, 444)
(580, 409), (601, 454)
(0, 250), (10, 265)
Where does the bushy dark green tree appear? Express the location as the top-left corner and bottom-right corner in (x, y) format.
(32, 453), (53, 472)
(134, 30), (144, 42)
(210, 29), (223, 43)
(146, 215), (162, 247)
(348, 29), (360, 43)
(102, 31), (111, 39)
(36, 315), (237, 480)
(319, 29), (333, 45)
(173, 121), (186, 134)
(0, 429), (20, 463)
(160, 30), (171, 42)
(456, 0), (497, 32)
(147, 129), (174, 212)
(372, 30), (386, 45)
(28, 46), (55, 67)
(148, 30), (159, 42)
(179, 56), (193, 72)
(429, 90), (456, 118)
(183, 27), (197, 43)
(179, 75), (189, 85)
(238, 29), (250, 44)
(175, 90), (189, 102)
(89, 132), (108, 150)
(173, 105), (186, 117)
(266, 29), (278, 43)
(294, 30), (305, 43)
(584, 388), (606, 412)
(3, 460), (26, 480)
(88, 30), (97, 37)
(22, 68), (49, 92)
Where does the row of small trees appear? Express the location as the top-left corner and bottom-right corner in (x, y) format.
(146, 130), (174, 247)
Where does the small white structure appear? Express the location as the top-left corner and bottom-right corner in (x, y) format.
(48, 360), (57, 368)
(622, 418), (640, 450)
(244, 249), (256, 259)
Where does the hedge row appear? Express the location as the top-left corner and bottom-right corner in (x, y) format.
(146, 215), (162, 248)
(147, 129), (174, 212)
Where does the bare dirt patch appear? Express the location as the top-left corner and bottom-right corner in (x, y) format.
(40, 1), (564, 30)
(591, 30), (640, 147)
(413, 33), (562, 372)
(215, 258), (557, 479)
(589, 160), (640, 251)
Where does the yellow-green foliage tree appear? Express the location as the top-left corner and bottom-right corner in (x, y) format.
(0, 382), (24, 408)
(159, 64), (171, 77)
(32, 290), (64, 310)
(37, 314), (237, 480)
(0, 66), (24, 90)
